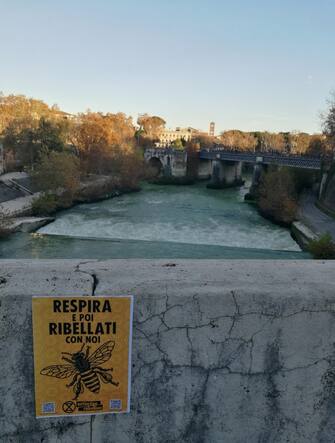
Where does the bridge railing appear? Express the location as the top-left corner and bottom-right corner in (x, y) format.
(144, 147), (323, 169)
(144, 148), (186, 156)
(199, 148), (322, 169)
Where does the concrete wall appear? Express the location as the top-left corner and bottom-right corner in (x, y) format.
(1, 260), (335, 442)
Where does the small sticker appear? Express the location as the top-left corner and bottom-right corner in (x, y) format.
(110, 399), (122, 410)
(42, 402), (55, 414)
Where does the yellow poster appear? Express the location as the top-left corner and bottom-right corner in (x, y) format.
(32, 296), (133, 417)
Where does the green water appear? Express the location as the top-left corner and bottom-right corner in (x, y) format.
(0, 182), (309, 259)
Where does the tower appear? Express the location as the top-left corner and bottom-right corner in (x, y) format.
(209, 121), (215, 137)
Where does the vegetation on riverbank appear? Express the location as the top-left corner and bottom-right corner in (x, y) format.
(255, 167), (320, 226)
(308, 233), (335, 259)
(250, 93), (335, 229)
(0, 94), (154, 219)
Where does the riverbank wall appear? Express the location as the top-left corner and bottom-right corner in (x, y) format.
(1, 259), (335, 442)
(0, 175), (140, 236)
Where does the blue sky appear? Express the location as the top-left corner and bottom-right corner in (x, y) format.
(0, 0), (334, 133)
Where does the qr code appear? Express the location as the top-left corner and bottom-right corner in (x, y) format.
(109, 399), (122, 410)
(42, 402), (55, 414)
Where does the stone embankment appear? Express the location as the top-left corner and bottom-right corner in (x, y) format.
(0, 173), (139, 236)
(292, 192), (335, 249)
(1, 259), (335, 442)
(0, 172), (51, 234)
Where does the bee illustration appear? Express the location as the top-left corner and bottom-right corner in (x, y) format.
(40, 340), (119, 400)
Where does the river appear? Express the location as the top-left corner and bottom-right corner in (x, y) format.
(0, 181), (309, 259)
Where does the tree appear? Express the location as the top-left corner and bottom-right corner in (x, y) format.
(71, 112), (110, 174)
(171, 138), (183, 149)
(33, 151), (80, 193)
(0, 93), (65, 135)
(3, 117), (68, 170)
(322, 92), (335, 152)
(253, 132), (286, 152)
(289, 132), (311, 154)
(32, 151), (80, 212)
(307, 135), (327, 157)
(72, 111), (136, 175)
(258, 169), (298, 225)
(220, 130), (257, 151)
(192, 133), (215, 149)
(137, 114), (165, 140)
(35, 117), (68, 153)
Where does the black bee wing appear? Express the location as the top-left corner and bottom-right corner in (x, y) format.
(40, 364), (77, 379)
(88, 340), (115, 367)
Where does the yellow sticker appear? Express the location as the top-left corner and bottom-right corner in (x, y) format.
(32, 296), (133, 417)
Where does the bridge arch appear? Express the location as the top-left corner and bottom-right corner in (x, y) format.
(148, 157), (163, 177)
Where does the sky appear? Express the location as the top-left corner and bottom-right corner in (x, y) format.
(0, 0), (334, 134)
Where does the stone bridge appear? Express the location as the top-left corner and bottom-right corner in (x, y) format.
(144, 148), (188, 178)
(144, 148), (322, 188)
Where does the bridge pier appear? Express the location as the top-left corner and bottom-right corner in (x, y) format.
(246, 160), (267, 200)
(197, 159), (212, 180)
(207, 160), (243, 189)
(251, 162), (264, 187)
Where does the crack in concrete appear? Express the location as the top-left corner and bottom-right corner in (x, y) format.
(75, 261), (100, 297)
(90, 415), (95, 443)
(182, 370), (210, 443)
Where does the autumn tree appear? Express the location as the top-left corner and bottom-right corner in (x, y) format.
(72, 111), (144, 187)
(220, 130), (257, 151)
(306, 135), (327, 157)
(192, 133), (215, 149)
(137, 114), (165, 142)
(252, 132), (286, 152)
(32, 151), (80, 214)
(289, 132), (310, 154)
(0, 93), (65, 135)
(258, 169), (298, 225)
(33, 151), (80, 193)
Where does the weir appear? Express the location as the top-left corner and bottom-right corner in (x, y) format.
(1, 259), (335, 442)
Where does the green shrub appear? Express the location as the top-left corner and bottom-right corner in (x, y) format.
(32, 193), (59, 216)
(308, 233), (335, 259)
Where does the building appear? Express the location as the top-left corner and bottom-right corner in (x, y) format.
(157, 127), (199, 147)
(209, 122), (215, 137)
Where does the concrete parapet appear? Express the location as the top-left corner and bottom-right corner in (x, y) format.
(1, 260), (335, 442)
